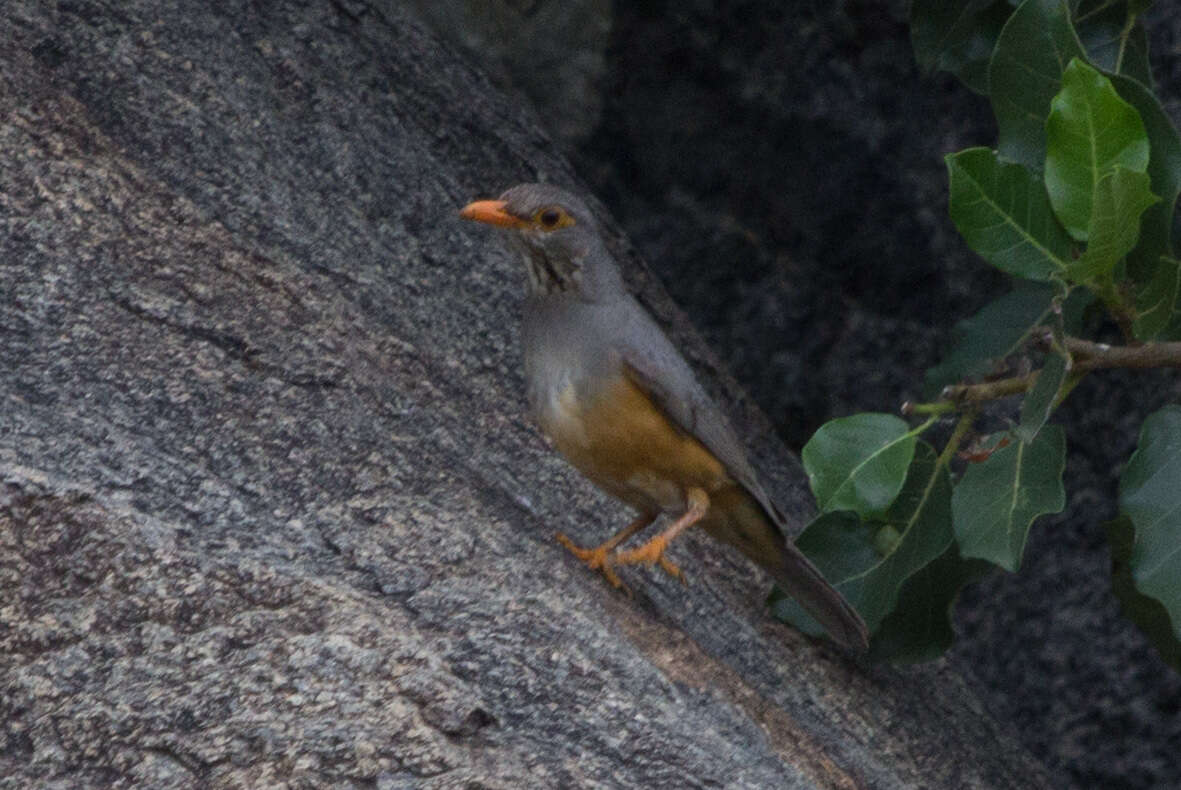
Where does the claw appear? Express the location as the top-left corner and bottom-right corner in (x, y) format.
(614, 536), (687, 585)
(615, 535), (663, 566)
(615, 536), (687, 584)
(611, 487), (709, 586)
(658, 555), (687, 584)
(556, 532), (628, 592)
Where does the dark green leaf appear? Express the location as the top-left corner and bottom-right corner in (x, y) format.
(1111, 74), (1181, 282)
(952, 424), (1066, 571)
(868, 542), (993, 664)
(925, 284), (1092, 396)
(1068, 167), (1159, 282)
(909, 0), (1014, 93)
(802, 413), (916, 517)
(989, 0), (1086, 169)
(780, 514), (879, 603)
(925, 285), (1052, 395)
(770, 512), (870, 639)
(1015, 350), (1069, 442)
(1076, 1), (1154, 88)
(1044, 59), (1150, 240)
(1106, 516), (1181, 671)
(1117, 405), (1181, 648)
(1134, 256), (1181, 340)
(910, 0), (988, 72)
(1166, 308), (1181, 341)
(775, 443), (955, 635)
(946, 148), (1073, 280)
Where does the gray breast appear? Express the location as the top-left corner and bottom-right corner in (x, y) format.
(521, 295), (619, 428)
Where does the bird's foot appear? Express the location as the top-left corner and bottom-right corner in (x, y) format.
(556, 532), (627, 591)
(614, 536), (686, 584)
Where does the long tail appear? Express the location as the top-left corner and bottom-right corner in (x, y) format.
(707, 486), (869, 651)
(768, 538), (869, 651)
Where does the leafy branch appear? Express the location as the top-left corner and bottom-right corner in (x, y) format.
(775, 0), (1181, 667)
(924, 330), (1181, 406)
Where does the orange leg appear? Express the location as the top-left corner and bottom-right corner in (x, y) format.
(613, 487), (709, 583)
(556, 512), (657, 589)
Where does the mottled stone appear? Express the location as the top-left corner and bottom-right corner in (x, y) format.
(0, 2), (1050, 788)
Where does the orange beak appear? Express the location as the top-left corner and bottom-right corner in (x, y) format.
(459, 199), (530, 229)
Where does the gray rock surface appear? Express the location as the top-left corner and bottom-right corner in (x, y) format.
(403, 0), (610, 148)
(1, 1), (1053, 788)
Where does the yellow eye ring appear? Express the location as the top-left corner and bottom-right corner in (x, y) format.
(533, 206), (575, 230)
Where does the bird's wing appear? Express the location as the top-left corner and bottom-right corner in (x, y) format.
(615, 310), (785, 529)
(617, 306), (870, 651)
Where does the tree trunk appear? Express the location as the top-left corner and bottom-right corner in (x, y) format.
(1, 2), (1048, 787)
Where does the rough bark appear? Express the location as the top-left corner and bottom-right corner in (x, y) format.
(1, 2), (1049, 788)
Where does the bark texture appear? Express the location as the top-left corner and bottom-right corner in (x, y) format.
(2, 2), (1050, 788)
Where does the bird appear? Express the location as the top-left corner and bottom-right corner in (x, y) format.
(460, 183), (869, 651)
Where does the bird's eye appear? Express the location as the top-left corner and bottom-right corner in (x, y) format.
(535, 207), (569, 230)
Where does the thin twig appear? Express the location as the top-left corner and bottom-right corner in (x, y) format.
(941, 372), (1040, 404)
(936, 407), (979, 470)
(1064, 336), (1181, 370)
(929, 332), (1181, 407)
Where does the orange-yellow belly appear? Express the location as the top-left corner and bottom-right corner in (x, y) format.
(537, 371), (787, 568)
(537, 372), (729, 514)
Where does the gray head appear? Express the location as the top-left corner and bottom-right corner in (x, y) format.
(460, 183), (623, 301)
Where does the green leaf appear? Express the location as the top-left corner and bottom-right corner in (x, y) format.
(1111, 74), (1181, 282)
(770, 512), (872, 639)
(924, 283), (1081, 396)
(909, 0), (1014, 93)
(802, 413), (916, 517)
(952, 424), (1066, 571)
(1044, 59), (1150, 240)
(925, 286), (1049, 395)
(1076, 1), (1154, 89)
(1068, 167), (1159, 282)
(1118, 405), (1181, 648)
(989, 0), (1086, 170)
(946, 148), (1074, 280)
(923, 283), (1091, 397)
(1106, 516), (1181, 671)
(1166, 316), (1181, 341)
(1134, 257), (1181, 340)
(769, 514), (869, 638)
(868, 542), (993, 664)
(775, 443), (955, 635)
(1015, 350), (1069, 442)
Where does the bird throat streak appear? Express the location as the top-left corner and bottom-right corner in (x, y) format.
(519, 245), (580, 296)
